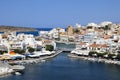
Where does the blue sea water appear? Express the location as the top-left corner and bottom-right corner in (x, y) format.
(36, 28), (53, 31)
(17, 28), (52, 36)
(0, 52), (120, 80)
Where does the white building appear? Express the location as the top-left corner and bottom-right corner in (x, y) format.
(0, 39), (9, 47)
(87, 23), (98, 27)
(49, 28), (65, 39)
(39, 31), (49, 38)
(60, 35), (69, 42)
(100, 21), (112, 27)
(10, 40), (25, 50)
(17, 34), (34, 40)
(75, 23), (81, 28)
(24, 37), (36, 48)
(17, 34), (36, 48)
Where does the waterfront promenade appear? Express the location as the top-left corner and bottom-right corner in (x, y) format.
(8, 50), (62, 65)
(68, 54), (120, 65)
(0, 50), (62, 76)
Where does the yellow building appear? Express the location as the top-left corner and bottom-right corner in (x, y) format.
(67, 26), (73, 35)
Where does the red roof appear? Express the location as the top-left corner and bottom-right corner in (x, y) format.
(104, 35), (111, 39)
(97, 29), (104, 32)
(80, 42), (86, 45)
(44, 40), (52, 43)
(101, 44), (107, 48)
(90, 44), (107, 48)
(90, 44), (100, 48)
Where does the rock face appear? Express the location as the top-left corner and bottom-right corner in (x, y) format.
(0, 26), (36, 32)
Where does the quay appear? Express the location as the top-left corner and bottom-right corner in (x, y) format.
(8, 50), (62, 65)
(10, 65), (25, 71)
(68, 54), (120, 65)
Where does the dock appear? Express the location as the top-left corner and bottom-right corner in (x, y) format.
(10, 65), (25, 71)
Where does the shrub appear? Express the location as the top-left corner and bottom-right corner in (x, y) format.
(97, 52), (108, 58)
(96, 53), (104, 57)
(0, 50), (4, 54)
(14, 49), (25, 54)
(89, 51), (97, 57)
(28, 47), (35, 53)
(108, 54), (116, 59)
(116, 54), (120, 60)
(45, 45), (54, 51)
(73, 28), (80, 34)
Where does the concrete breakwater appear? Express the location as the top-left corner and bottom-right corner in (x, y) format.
(0, 62), (25, 76)
(0, 69), (14, 76)
(68, 54), (120, 65)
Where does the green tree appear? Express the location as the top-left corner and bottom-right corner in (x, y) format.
(96, 53), (103, 57)
(28, 47), (35, 53)
(14, 49), (25, 54)
(97, 52), (108, 58)
(73, 28), (80, 34)
(14, 49), (20, 53)
(0, 50), (4, 54)
(116, 54), (120, 60)
(103, 25), (111, 30)
(103, 52), (108, 55)
(108, 54), (116, 59)
(45, 45), (54, 51)
(89, 51), (97, 57)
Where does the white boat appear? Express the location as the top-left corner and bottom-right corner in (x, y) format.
(15, 72), (21, 75)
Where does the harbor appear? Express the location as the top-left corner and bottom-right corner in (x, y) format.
(1, 52), (120, 80)
(0, 48), (62, 76)
(0, 0), (120, 80)
(0, 20), (120, 79)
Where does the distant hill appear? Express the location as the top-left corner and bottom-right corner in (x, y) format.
(0, 25), (37, 32)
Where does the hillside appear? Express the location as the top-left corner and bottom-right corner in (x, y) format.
(0, 25), (36, 32)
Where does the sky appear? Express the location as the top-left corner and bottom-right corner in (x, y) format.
(0, 0), (120, 28)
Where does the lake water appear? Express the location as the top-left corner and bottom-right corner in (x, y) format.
(0, 52), (120, 80)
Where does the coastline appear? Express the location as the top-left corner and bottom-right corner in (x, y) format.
(68, 53), (120, 65)
(0, 50), (62, 76)
(0, 25), (36, 32)
(8, 50), (62, 65)
(0, 70), (14, 76)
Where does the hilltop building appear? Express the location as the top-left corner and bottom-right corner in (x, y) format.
(67, 26), (73, 36)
